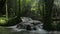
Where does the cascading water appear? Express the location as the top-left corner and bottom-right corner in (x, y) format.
(11, 17), (47, 31)
(0, 17), (48, 34)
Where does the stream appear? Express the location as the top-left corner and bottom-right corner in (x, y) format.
(0, 17), (60, 34)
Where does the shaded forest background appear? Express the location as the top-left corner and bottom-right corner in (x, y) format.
(0, 0), (60, 31)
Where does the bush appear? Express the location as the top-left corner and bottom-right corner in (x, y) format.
(0, 17), (22, 26)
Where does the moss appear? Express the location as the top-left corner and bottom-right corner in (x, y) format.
(0, 17), (22, 26)
(0, 17), (8, 25)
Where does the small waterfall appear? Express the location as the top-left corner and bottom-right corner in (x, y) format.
(7, 25), (47, 34)
(8, 17), (47, 33)
(0, 17), (48, 34)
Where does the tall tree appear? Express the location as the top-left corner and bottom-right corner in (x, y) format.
(43, 0), (54, 31)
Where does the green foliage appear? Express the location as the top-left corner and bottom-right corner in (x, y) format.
(0, 0), (22, 26)
(0, 17), (22, 26)
(0, 0), (58, 30)
(0, 17), (7, 25)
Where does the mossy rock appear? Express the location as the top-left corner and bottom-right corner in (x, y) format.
(0, 17), (8, 25)
(0, 17), (22, 26)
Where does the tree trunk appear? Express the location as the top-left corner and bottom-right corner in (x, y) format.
(43, 0), (54, 31)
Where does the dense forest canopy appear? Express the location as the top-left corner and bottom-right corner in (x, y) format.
(0, 0), (60, 31)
